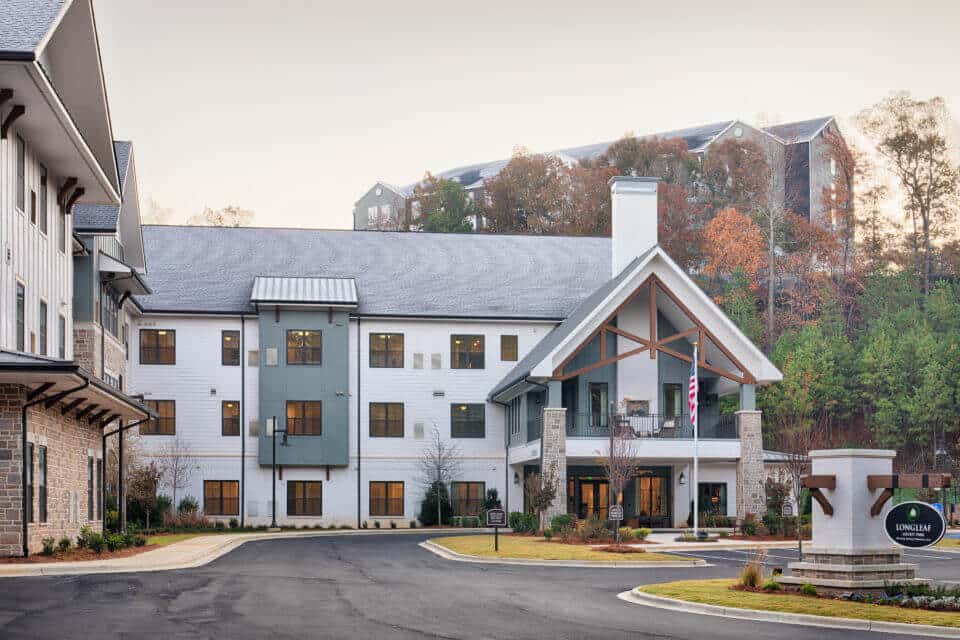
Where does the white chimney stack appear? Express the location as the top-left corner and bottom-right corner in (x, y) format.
(609, 176), (659, 276)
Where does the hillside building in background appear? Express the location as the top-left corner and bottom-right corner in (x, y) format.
(355, 117), (847, 232)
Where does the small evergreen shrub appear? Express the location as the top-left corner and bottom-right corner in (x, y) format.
(633, 528), (652, 541)
(409, 520), (417, 529)
(41, 537), (56, 556)
(390, 520), (397, 529)
(800, 583), (818, 596)
(361, 521), (368, 529)
(178, 496), (199, 514)
(133, 535), (147, 547)
(761, 579), (781, 592)
(618, 527), (635, 542)
(229, 518), (239, 529)
(761, 512), (782, 536)
(508, 511), (537, 533)
(374, 520), (381, 529)
(543, 527), (553, 540)
(77, 525), (97, 549)
(418, 481), (453, 526)
(740, 514), (758, 536)
(57, 537), (72, 553)
(88, 532), (106, 553)
(550, 514), (575, 531)
(105, 533), (126, 552)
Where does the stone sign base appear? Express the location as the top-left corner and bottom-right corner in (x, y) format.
(777, 547), (925, 594)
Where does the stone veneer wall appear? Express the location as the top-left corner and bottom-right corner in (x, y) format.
(540, 408), (567, 527)
(735, 410), (765, 521)
(0, 384), (103, 556)
(74, 321), (127, 383)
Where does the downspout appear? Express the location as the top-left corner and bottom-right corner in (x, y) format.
(22, 380), (90, 556)
(240, 314), (246, 527)
(356, 316), (361, 528)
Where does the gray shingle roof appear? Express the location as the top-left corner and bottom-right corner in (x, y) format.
(136, 226), (612, 317)
(73, 141), (132, 232)
(0, 0), (66, 57)
(400, 121), (734, 195)
(251, 276), (359, 306)
(763, 116), (834, 144)
(488, 250), (651, 400)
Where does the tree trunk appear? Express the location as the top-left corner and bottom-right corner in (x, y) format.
(767, 214), (775, 352)
(797, 512), (803, 562)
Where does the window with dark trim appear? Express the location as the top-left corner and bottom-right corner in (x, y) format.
(15, 135), (25, 212)
(663, 383), (683, 420)
(102, 291), (119, 338)
(16, 283), (25, 352)
(88, 456), (94, 521)
(38, 301), (47, 356)
(286, 400), (322, 435)
(58, 203), (66, 253)
(30, 190), (36, 225)
(140, 329), (175, 364)
(369, 481), (403, 517)
(96, 458), (103, 520)
(26, 442), (33, 523)
(204, 480), (239, 516)
(58, 315), (66, 359)
(286, 330), (322, 365)
(38, 446), (46, 523)
(451, 335), (484, 369)
(287, 481), (322, 516)
(451, 403), (485, 438)
(141, 400), (176, 435)
(698, 483), (727, 517)
(39, 165), (48, 234)
(451, 481), (485, 516)
(369, 402), (403, 437)
(222, 401), (240, 436)
(500, 335), (518, 361)
(222, 330), (240, 366)
(369, 333), (403, 368)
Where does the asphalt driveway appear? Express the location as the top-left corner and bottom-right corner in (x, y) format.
(0, 533), (955, 639)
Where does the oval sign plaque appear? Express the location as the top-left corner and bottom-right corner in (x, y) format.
(884, 501), (946, 548)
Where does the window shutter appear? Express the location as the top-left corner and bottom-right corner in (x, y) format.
(413, 353), (424, 369)
(430, 353), (441, 369)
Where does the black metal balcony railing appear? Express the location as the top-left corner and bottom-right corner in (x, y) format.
(511, 412), (739, 443)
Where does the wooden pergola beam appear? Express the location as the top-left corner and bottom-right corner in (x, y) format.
(802, 475), (837, 490)
(867, 474), (951, 491)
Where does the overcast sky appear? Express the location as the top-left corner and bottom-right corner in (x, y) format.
(93, 0), (960, 229)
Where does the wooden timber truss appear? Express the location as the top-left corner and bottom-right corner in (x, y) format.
(551, 275), (756, 385)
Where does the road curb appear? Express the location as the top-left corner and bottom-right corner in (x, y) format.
(419, 540), (708, 568)
(617, 587), (960, 638)
(0, 528), (496, 578)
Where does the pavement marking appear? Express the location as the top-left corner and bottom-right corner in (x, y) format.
(903, 551), (960, 560)
(665, 551), (781, 566)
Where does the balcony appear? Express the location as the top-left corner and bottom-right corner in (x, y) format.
(565, 412), (738, 439)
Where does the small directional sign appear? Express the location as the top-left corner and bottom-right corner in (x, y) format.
(609, 504), (624, 521)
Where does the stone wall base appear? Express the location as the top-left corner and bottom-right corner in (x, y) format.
(777, 550), (919, 593)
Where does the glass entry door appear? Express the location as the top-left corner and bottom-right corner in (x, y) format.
(578, 479), (609, 520)
(635, 474), (670, 528)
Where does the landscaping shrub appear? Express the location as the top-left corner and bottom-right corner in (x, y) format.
(740, 514), (758, 536)
(122, 532), (136, 548)
(105, 533), (126, 552)
(88, 533), (106, 553)
(702, 514), (735, 528)
(761, 579), (781, 592)
(57, 537), (71, 553)
(618, 527), (635, 542)
(800, 583), (817, 596)
(633, 528), (652, 541)
(550, 514), (575, 531)
(508, 511), (537, 534)
(374, 520), (381, 529)
(361, 521), (368, 529)
(761, 512), (782, 536)
(418, 481), (453, 526)
(105, 509), (119, 532)
(41, 537), (56, 556)
(133, 535), (147, 547)
(77, 526), (97, 549)
(409, 520), (417, 529)
(543, 527), (553, 540)
(162, 510), (213, 530)
(229, 518), (239, 529)
(451, 516), (462, 527)
(178, 496), (199, 514)
(390, 520), (397, 529)
(579, 516), (610, 541)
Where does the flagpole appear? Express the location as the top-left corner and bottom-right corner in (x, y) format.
(692, 342), (699, 539)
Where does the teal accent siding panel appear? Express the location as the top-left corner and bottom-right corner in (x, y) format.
(257, 308), (351, 466)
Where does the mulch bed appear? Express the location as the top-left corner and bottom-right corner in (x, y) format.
(595, 545), (647, 554)
(727, 535), (812, 541)
(0, 545), (159, 564)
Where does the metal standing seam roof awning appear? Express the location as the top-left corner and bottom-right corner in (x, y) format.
(99, 252), (151, 296)
(251, 276), (359, 307)
(0, 351), (154, 425)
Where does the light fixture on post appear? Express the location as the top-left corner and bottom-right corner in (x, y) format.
(265, 416), (288, 530)
(678, 471), (686, 485)
(513, 472), (520, 486)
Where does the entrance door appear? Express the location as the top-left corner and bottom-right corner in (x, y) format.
(578, 480), (609, 520)
(635, 474), (670, 528)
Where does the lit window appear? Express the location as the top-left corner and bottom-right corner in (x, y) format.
(451, 335), (484, 369)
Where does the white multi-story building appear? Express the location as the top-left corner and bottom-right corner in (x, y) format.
(129, 179), (782, 529)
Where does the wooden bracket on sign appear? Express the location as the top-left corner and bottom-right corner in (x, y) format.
(801, 475), (836, 516)
(867, 474), (951, 517)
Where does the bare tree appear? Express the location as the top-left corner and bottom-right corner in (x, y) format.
(524, 472), (558, 533)
(598, 405), (638, 546)
(156, 437), (199, 513)
(186, 205), (255, 227)
(773, 418), (828, 561)
(127, 461), (162, 529)
(416, 427), (462, 527)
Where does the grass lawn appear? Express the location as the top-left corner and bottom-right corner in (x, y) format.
(640, 579), (960, 629)
(146, 532), (224, 546)
(431, 535), (682, 562)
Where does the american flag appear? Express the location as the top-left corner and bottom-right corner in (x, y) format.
(688, 358), (698, 428)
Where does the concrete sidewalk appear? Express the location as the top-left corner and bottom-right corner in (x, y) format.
(0, 528), (491, 578)
(631, 532), (798, 552)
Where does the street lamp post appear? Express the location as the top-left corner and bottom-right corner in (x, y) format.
(266, 416), (287, 530)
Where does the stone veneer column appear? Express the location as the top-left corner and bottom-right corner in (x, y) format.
(735, 410), (765, 521)
(540, 407), (567, 528)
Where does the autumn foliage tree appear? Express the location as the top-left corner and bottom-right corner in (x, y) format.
(481, 148), (567, 233)
(701, 208), (765, 285)
(701, 138), (772, 216)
